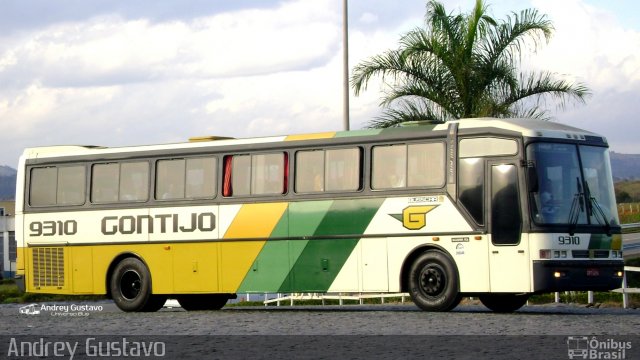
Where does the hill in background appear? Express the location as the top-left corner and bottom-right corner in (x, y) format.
(611, 152), (640, 181)
(0, 166), (16, 200)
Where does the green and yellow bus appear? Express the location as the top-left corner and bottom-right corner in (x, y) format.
(15, 118), (624, 312)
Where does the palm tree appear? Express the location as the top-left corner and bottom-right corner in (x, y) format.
(351, 0), (590, 128)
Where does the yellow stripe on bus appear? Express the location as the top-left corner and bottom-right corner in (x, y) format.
(611, 234), (622, 250)
(220, 202), (288, 291)
(285, 132), (336, 141)
(223, 203), (288, 239)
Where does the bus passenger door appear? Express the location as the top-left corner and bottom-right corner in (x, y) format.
(488, 163), (530, 292)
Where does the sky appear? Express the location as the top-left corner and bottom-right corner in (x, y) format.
(0, 0), (639, 168)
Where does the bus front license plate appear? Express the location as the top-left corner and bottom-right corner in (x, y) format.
(586, 269), (600, 277)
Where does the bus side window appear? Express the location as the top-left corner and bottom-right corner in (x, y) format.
(371, 142), (445, 190)
(119, 162), (149, 202)
(185, 157), (217, 198)
(156, 159), (186, 200)
(223, 153), (285, 197)
(30, 167), (57, 206)
(57, 166), (85, 205)
(458, 158), (484, 225)
(325, 148), (361, 192)
(372, 145), (407, 190)
(251, 153), (285, 195)
(157, 157), (217, 200)
(92, 163), (119, 203)
(491, 164), (521, 245)
(223, 156), (232, 197)
(92, 162), (148, 203)
(231, 155), (251, 196)
(408, 142), (445, 187)
(295, 151), (325, 193)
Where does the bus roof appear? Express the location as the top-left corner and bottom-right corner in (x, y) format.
(20, 118), (603, 161)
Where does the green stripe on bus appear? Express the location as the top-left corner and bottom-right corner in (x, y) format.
(238, 201), (334, 292)
(237, 210), (290, 292)
(588, 233), (612, 250)
(283, 198), (384, 292)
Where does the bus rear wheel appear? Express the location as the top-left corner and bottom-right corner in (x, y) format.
(177, 294), (229, 311)
(110, 257), (165, 312)
(408, 250), (461, 312)
(479, 294), (529, 312)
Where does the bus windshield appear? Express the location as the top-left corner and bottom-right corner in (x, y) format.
(527, 143), (619, 227)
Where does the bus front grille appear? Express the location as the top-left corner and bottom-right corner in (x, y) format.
(572, 250), (610, 259)
(32, 247), (65, 288)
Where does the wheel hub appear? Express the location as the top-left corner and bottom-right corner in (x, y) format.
(120, 270), (142, 300)
(420, 266), (445, 296)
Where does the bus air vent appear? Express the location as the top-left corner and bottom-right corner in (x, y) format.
(583, 135), (606, 145)
(571, 250), (589, 258)
(592, 250), (610, 258)
(32, 247), (65, 288)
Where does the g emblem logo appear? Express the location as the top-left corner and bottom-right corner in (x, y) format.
(402, 206), (437, 230)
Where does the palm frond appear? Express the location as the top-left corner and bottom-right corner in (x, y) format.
(351, 0), (591, 127)
(366, 98), (448, 128)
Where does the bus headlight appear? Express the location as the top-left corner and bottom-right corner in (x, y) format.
(554, 271), (566, 278)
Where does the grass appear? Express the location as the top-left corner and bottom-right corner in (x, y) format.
(620, 212), (640, 225)
(615, 181), (640, 202)
(0, 279), (104, 304)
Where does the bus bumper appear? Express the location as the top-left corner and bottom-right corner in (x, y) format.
(532, 260), (624, 292)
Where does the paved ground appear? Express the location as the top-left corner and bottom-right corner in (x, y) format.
(0, 300), (637, 335)
(624, 232), (640, 258)
(1, 301), (638, 359)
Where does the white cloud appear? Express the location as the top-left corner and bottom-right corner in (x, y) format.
(524, 0), (640, 153)
(2, 3), (341, 88)
(0, 0), (347, 166)
(358, 13), (379, 25)
(530, 0), (640, 90)
(1, 0), (638, 168)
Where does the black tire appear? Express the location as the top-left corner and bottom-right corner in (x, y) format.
(408, 250), (461, 312)
(110, 257), (160, 312)
(479, 294), (529, 313)
(177, 294), (229, 311)
(141, 295), (168, 312)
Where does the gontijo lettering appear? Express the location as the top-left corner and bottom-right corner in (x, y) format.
(29, 212), (217, 237)
(101, 213), (216, 235)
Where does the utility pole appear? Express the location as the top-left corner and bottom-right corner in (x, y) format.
(342, 0), (350, 131)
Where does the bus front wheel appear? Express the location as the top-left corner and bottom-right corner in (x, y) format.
(110, 257), (166, 312)
(408, 250), (461, 312)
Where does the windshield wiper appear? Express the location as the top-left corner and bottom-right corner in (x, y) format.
(568, 177), (584, 236)
(584, 181), (612, 235)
